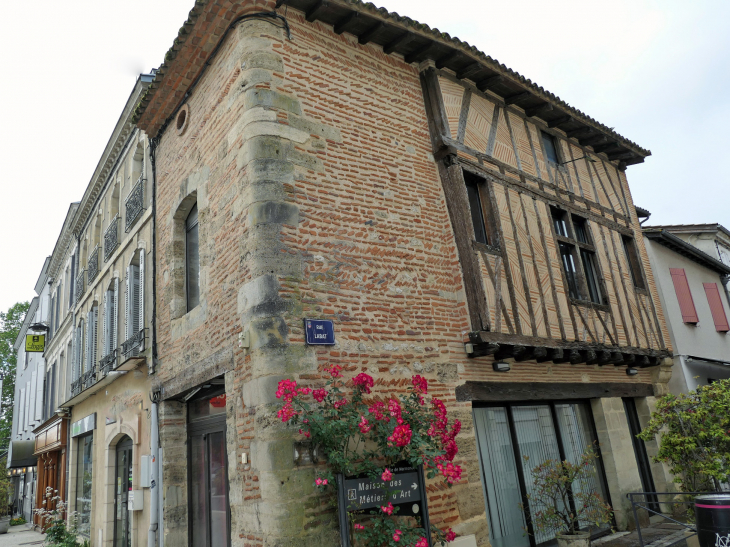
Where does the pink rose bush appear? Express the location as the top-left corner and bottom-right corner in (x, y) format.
(275, 369), (461, 546)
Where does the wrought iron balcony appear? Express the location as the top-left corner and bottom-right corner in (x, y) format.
(81, 366), (97, 390)
(75, 270), (85, 306)
(71, 377), (83, 397)
(121, 328), (146, 358)
(104, 215), (120, 262)
(99, 349), (117, 378)
(87, 246), (100, 284)
(125, 176), (145, 233)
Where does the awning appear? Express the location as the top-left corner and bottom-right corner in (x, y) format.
(7, 440), (37, 469)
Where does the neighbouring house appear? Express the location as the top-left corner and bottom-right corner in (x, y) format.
(133, 1), (676, 547)
(643, 224), (730, 392)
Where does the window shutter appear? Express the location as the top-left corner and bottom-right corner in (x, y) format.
(85, 311), (92, 373)
(18, 388), (25, 432)
(29, 374), (36, 426)
(131, 264), (141, 336)
(102, 292), (109, 356)
(69, 254), (75, 308)
(113, 277), (119, 350)
(91, 306), (98, 369)
(35, 363), (44, 421)
(138, 251), (145, 333)
(125, 266), (131, 342)
(670, 268), (699, 323)
(25, 381), (31, 430)
(49, 296), (54, 340)
(703, 283), (730, 332)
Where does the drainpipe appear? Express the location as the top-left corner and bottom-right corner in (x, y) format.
(148, 390), (160, 547)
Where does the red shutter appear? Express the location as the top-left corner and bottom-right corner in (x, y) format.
(703, 282), (730, 332)
(670, 268), (699, 324)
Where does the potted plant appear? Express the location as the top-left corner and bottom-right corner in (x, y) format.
(0, 472), (11, 534)
(523, 445), (613, 547)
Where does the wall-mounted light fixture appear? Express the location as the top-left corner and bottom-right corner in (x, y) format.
(560, 156), (596, 166)
(493, 361), (511, 372)
(626, 367), (638, 376)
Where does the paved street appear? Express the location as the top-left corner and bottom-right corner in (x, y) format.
(0, 525), (44, 547)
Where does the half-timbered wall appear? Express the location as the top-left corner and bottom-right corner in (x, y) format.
(426, 67), (670, 361)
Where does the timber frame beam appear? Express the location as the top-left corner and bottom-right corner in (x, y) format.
(456, 381), (655, 402)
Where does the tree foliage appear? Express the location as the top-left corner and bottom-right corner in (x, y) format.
(0, 301), (30, 447)
(638, 379), (730, 492)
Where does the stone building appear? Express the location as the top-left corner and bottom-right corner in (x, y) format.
(643, 224), (730, 392)
(133, 1), (675, 546)
(56, 72), (158, 547)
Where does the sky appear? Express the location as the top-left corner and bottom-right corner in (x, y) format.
(0, 0), (728, 313)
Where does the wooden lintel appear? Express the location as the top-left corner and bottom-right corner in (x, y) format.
(305, 0), (328, 23)
(548, 115), (573, 128)
(476, 75), (502, 92)
(504, 91), (531, 105)
(383, 32), (413, 55)
(456, 381), (654, 402)
(358, 21), (386, 45)
(333, 12), (358, 35)
(435, 50), (461, 69)
(404, 42), (435, 64)
(526, 103), (553, 118)
(457, 62), (483, 81)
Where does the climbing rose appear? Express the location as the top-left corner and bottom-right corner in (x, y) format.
(315, 477), (328, 486)
(326, 364), (343, 378)
(312, 388), (327, 402)
(381, 468), (393, 481)
(354, 524), (365, 531)
(277, 403), (297, 422)
(388, 398), (402, 419)
(443, 439), (458, 461)
(333, 398), (348, 409)
(276, 379), (299, 402)
(388, 423), (413, 447)
(411, 375), (428, 394)
(415, 538), (428, 547)
(353, 373), (374, 394)
(358, 416), (372, 434)
(368, 401), (386, 421)
(298, 429), (311, 439)
(393, 529), (402, 542)
(437, 462), (463, 484)
(380, 502), (394, 515)
(444, 528), (456, 542)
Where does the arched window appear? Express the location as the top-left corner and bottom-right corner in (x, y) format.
(186, 204), (200, 311)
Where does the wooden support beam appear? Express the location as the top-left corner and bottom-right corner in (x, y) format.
(584, 349), (598, 365)
(435, 50), (461, 69)
(580, 134), (608, 146)
(637, 355), (651, 367)
(596, 350), (612, 366)
(623, 353), (636, 366)
(333, 12), (358, 35)
(305, 0), (328, 23)
(566, 127), (595, 139)
(494, 345), (516, 361)
(569, 349), (584, 365)
(358, 21), (386, 45)
(610, 351), (624, 365)
(592, 142), (621, 154)
(551, 348), (568, 364)
(504, 91), (531, 105)
(383, 32), (413, 55)
(404, 42), (435, 64)
(476, 75), (502, 92)
(513, 346), (535, 362)
(532, 347), (549, 362)
(548, 115), (573, 128)
(456, 381), (654, 402)
(457, 62), (483, 81)
(526, 103), (553, 118)
(607, 151), (635, 161)
(466, 341), (500, 358)
(275, 0), (287, 7)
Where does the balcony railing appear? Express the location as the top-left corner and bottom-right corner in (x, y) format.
(104, 215), (120, 262)
(99, 350), (117, 378)
(87, 246), (100, 284)
(121, 328), (146, 359)
(75, 270), (85, 306)
(125, 176), (145, 233)
(81, 366), (97, 390)
(71, 377), (83, 397)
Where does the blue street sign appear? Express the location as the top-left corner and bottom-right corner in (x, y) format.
(304, 319), (335, 345)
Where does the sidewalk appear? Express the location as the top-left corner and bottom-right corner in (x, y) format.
(596, 523), (693, 547)
(0, 525), (44, 547)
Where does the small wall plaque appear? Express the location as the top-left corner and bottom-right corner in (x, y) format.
(304, 319), (335, 345)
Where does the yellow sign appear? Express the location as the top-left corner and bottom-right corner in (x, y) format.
(25, 334), (45, 353)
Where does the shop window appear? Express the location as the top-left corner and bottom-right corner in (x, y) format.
(76, 434), (93, 537)
(474, 402), (611, 547)
(114, 436), (133, 547)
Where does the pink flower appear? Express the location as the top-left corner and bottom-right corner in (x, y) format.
(388, 423), (413, 447)
(368, 401), (386, 421)
(333, 398), (348, 409)
(443, 439), (458, 461)
(312, 389), (327, 402)
(437, 462), (463, 484)
(416, 538), (428, 547)
(315, 478), (323, 486)
(326, 364), (343, 378)
(354, 524), (365, 531)
(411, 375), (428, 394)
(277, 403), (297, 422)
(353, 373), (374, 394)
(380, 502), (394, 515)
(298, 429), (311, 439)
(323, 479), (328, 485)
(393, 529), (402, 542)
(444, 528), (456, 542)
(388, 398), (402, 419)
(381, 469), (392, 481)
(276, 379), (299, 402)
(358, 416), (372, 434)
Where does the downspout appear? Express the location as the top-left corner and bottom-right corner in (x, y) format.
(148, 390), (160, 547)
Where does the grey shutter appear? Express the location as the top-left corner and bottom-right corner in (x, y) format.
(125, 266), (131, 342)
(91, 306), (98, 371)
(18, 388), (25, 431)
(29, 373), (37, 425)
(138, 251), (145, 334)
(25, 381), (31, 430)
(85, 311), (92, 374)
(72, 327), (78, 381)
(49, 296), (54, 339)
(112, 277), (119, 350)
(35, 363), (44, 421)
(102, 291), (109, 356)
(69, 254), (75, 308)
(131, 265), (141, 336)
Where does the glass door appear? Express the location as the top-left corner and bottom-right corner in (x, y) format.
(623, 398), (659, 513)
(114, 436), (133, 547)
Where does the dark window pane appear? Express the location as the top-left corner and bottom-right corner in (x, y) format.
(581, 249), (603, 303)
(466, 181), (488, 245)
(191, 435), (208, 547)
(542, 132), (559, 164)
(560, 243), (580, 299)
(552, 209), (569, 238)
(76, 435), (93, 537)
(186, 205), (200, 311)
(622, 236), (645, 289)
(209, 431), (229, 547)
(573, 219), (589, 244)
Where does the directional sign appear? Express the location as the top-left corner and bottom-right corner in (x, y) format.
(304, 319), (335, 345)
(344, 470), (421, 512)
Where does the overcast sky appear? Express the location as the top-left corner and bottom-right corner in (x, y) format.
(0, 0), (728, 313)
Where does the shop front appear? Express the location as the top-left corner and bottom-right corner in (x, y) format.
(7, 440), (38, 522)
(32, 415), (69, 527)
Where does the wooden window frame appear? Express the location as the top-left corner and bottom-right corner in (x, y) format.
(464, 170), (499, 251)
(621, 236), (646, 290)
(541, 131), (561, 165)
(551, 209), (608, 305)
